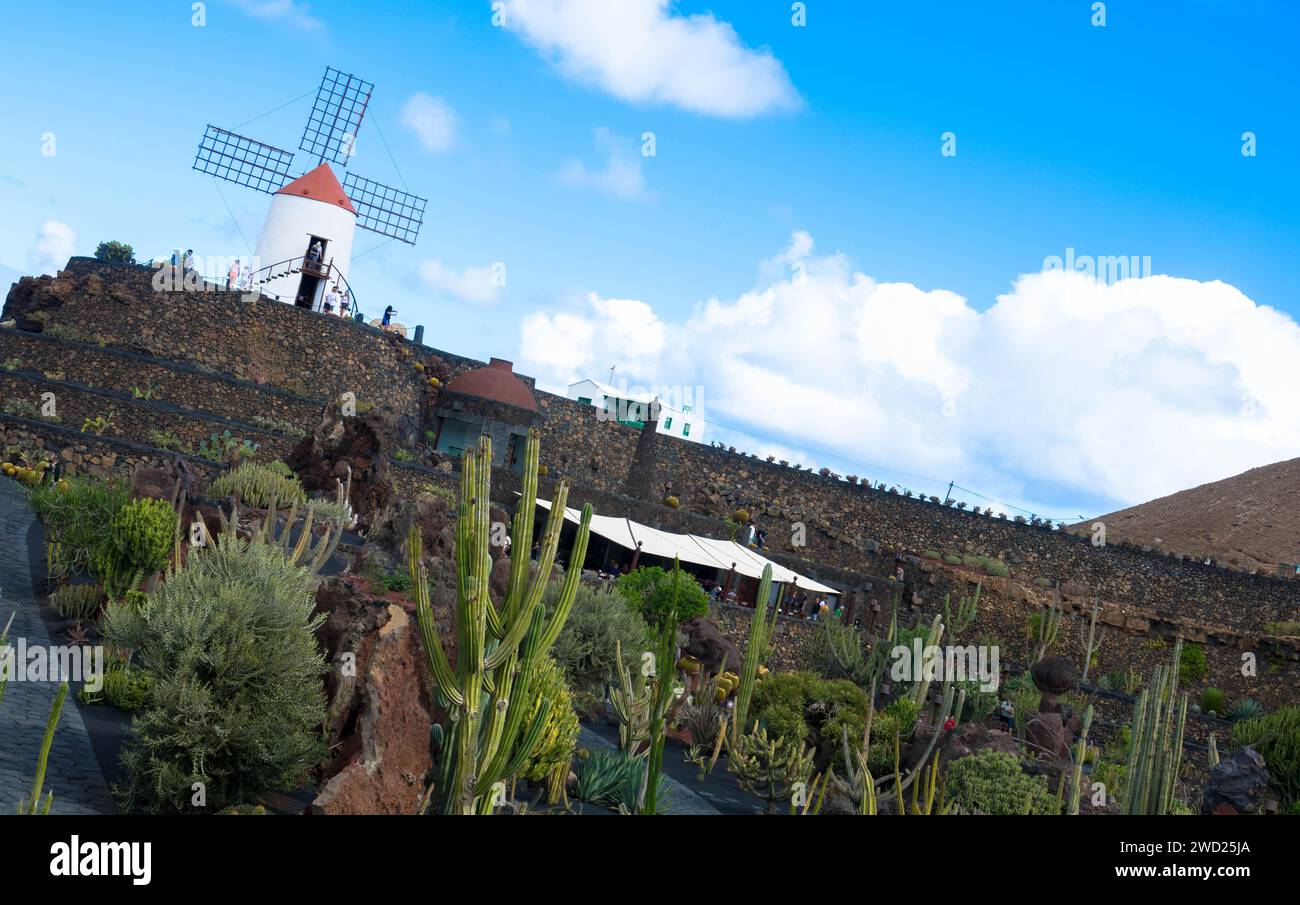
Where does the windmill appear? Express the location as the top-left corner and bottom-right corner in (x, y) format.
(193, 67), (427, 314)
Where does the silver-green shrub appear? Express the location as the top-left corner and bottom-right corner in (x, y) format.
(104, 531), (326, 813)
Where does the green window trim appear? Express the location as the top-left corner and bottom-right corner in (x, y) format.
(683, 423), (691, 436)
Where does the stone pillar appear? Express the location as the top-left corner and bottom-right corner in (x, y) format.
(625, 418), (661, 502)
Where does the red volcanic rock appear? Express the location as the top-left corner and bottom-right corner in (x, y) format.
(310, 577), (435, 815)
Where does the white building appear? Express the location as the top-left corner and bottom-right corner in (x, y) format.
(567, 378), (706, 443)
(252, 163), (357, 309)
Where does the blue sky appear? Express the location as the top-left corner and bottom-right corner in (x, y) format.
(2, 0), (1298, 521)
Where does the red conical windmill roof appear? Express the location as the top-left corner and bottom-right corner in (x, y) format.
(276, 164), (356, 214)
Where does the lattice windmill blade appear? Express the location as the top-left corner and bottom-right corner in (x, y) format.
(300, 66), (373, 167)
(342, 172), (427, 245)
(193, 125), (298, 194)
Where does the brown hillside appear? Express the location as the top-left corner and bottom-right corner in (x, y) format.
(1070, 457), (1300, 573)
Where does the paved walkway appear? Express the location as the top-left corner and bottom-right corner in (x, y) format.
(0, 478), (116, 814)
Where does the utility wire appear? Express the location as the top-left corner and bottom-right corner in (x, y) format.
(212, 179), (253, 256)
(233, 89), (316, 131)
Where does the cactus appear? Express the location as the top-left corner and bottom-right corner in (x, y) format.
(943, 582), (980, 641)
(730, 721), (814, 814)
(1067, 704), (1094, 815)
(18, 682), (68, 815)
(641, 560), (685, 815)
(409, 430), (592, 814)
(1034, 587), (1063, 662)
(1121, 638), (1189, 815)
(730, 564), (777, 748)
(1081, 596), (1102, 681)
(910, 613), (946, 709)
(209, 468), (352, 578)
(611, 640), (653, 757)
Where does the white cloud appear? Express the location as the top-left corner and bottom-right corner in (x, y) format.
(400, 93), (459, 154)
(419, 260), (501, 305)
(558, 129), (652, 202)
(497, 0), (798, 118)
(228, 0), (323, 31)
(517, 232), (1300, 514)
(25, 220), (75, 276)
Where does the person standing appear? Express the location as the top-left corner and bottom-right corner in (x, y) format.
(382, 304), (396, 326)
(226, 259), (241, 290)
(183, 249), (194, 273)
(338, 289), (351, 318)
(323, 284), (338, 314)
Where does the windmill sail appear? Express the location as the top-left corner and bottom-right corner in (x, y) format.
(300, 67), (373, 167)
(342, 172), (427, 245)
(193, 125), (297, 194)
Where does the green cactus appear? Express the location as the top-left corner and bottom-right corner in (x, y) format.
(1033, 587), (1063, 662)
(730, 564), (777, 749)
(910, 613), (946, 708)
(640, 558), (685, 815)
(1067, 704), (1094, 815)
(943, 582), (980, 641)
(18, 682), (68, 815)
(731, 721), (814, 814)
(1081, 596), (1102, 682)
(1122, 637), (1189, 815)
(212, 468), (351, 578)
(409, 429), (592, 815)
(89, 497), (177, 599)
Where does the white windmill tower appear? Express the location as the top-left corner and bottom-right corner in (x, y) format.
(194, 68), (427, 314)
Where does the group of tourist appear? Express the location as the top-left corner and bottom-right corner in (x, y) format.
(322, 284), (353, 318)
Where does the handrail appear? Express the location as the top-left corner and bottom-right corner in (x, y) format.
(242, 255), (361, 319)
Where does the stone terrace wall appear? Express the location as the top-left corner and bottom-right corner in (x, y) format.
(634, 430), (1300, 634)
(535, 392), (642, 496)
(0, 414), (225, 484)
(0, 370), (296, 462)
(0, 329), (323, 431)
(3, 258), (426, 417)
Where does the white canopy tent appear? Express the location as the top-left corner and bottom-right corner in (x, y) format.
(530, 497), (839, 596)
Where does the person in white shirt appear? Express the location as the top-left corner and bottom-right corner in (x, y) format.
(323, 285), (339, 314)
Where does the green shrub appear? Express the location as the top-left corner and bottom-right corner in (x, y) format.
(614, 565), (708, 626)
(1264, 621), (1300, 636)
(1179, 642), (1207, 684)
(922, 550), (941, 560)
(49, 584), (105, 621)
(943, 554), (962, 565)
(1232, 705), (1300, 808)
(80, 663), (154, 712)
(945, 750), (1058, 815)
(750, 670), (871, 759)
(104, 531), (327, 814)
(209, 461), (306, 509)
(546, 581), (649, 696)
(1199, 688), (1226, 715)
(89, 497), (177, 599)
(27, 475), (130, 577)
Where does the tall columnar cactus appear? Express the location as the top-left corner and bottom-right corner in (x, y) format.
(1034, 587), (1063, 662)
(18, 682), (68, 815)
(943, 582), (980, 641)
(1081, 596), (1102, 682)
(409, 430), (592, 815)
(641, 558), (684, 815)
(611, 639), (653, 757)
(1122, 638), (1188, 815)
(730, 565), (776, 747)
(910, 613), (946, 708)
(1067, 704), (1094, 815)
